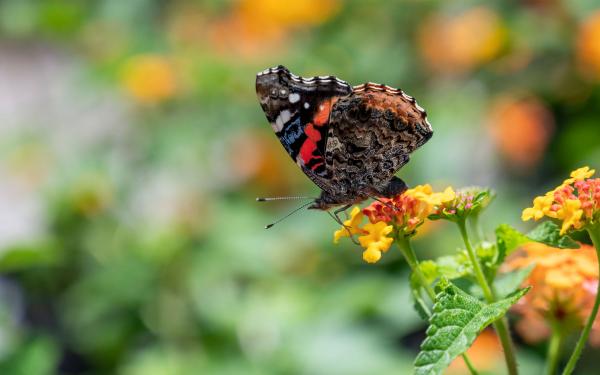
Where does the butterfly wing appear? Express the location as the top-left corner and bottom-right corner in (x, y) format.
(256, 66), (352, 190)
(324, 83), (433, 194)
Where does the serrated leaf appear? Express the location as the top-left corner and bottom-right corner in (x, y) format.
(414, 280), (530, 375)
(527, 221), (580, 249)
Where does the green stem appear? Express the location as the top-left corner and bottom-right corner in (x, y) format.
(457, 219), (519, 375)
(546, 323), (563, 375)
(561, 223), (600, 375)
(469, 213), (485, 243)
(395, 235), (479, 375)
(396, 235), (436, 300)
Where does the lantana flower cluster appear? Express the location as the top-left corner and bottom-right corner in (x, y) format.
(522, 167), (600, 234)
(430, 186), (495, 222)
(334, 184), (457, 263)
(504, 242), (600, 345)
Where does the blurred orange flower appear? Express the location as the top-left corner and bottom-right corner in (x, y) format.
(576, 11), (600, 80)
(121, 55), (177, 104)
(488, 96), (554, 170)
(504, 242), (600, 344)
(210, 0), (340, 57)
(448, 329), (502, 374)
(228, 131), (304, 196)
(418, 7), (506, 74)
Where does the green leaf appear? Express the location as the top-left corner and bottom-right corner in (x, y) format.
(414, 279), (530, 375)
(410, 273), (431, 320)
(494, 222), (579, 269)
(494, 264), (535, 298)
(435, 254), (471, 280)
(0, 241), (62, 272)
(527, 221), (580, 249)
(417, 255), (472, 285)
(471, 264), (535, 299)
(495, 224), (529, 266)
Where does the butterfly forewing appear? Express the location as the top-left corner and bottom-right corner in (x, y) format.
(256, 66), (351, 185)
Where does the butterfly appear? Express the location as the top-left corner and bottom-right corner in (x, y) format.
(256, 65), (433, 221)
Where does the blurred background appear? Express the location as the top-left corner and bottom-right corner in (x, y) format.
(0, 0), (599, 374)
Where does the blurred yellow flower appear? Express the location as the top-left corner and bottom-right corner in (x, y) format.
(238, 0), (340, 32)
(418, 7), (506, 74)
(358, 221), (394, 264)
(577, 11), (600, 80)
(121, 55), (177, 104)
(210, 0), (340, 57)
(504, 242), (600, 344)
(333, 206), (365, 244)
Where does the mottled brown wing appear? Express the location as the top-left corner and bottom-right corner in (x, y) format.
(324, 83), (433, 194)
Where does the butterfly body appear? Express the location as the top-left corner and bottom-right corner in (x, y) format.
(256, 65), (432, 211)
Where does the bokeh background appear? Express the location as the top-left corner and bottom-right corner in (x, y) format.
(0, 0), (599, 374)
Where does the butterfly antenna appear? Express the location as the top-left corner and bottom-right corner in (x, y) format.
(264, 201), (313, 229)
(256, 196), (314, 202)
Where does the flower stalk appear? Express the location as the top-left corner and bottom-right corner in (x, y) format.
(458, 219), (519, 375)
(546, 323), (564, 375)
(561, 222), (600, 375)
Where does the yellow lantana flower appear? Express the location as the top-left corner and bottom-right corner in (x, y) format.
(521, 192), (554, 221)
(563, 166), (595, 185)
(556, 199), (584, 235)
(407, 185), (456, 206)
(333, 206), (364, 243)
(358, 221), (394, 264)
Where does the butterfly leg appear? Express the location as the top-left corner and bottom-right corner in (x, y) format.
(369, 195), (398, 213)
(328, 204), (360, 245)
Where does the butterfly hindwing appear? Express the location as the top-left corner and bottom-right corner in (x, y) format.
(324, 83), (433, 195)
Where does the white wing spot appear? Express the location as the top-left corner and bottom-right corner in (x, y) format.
(273, 110), (292, 132)
(280, 109), (291, 123)
(289, 93), (300, 103)
(304, 102), (310, 109)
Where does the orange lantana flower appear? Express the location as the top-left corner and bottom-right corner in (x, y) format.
(504, 242), (600, 344)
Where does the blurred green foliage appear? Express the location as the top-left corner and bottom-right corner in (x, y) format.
(0, 0), (598, 373)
